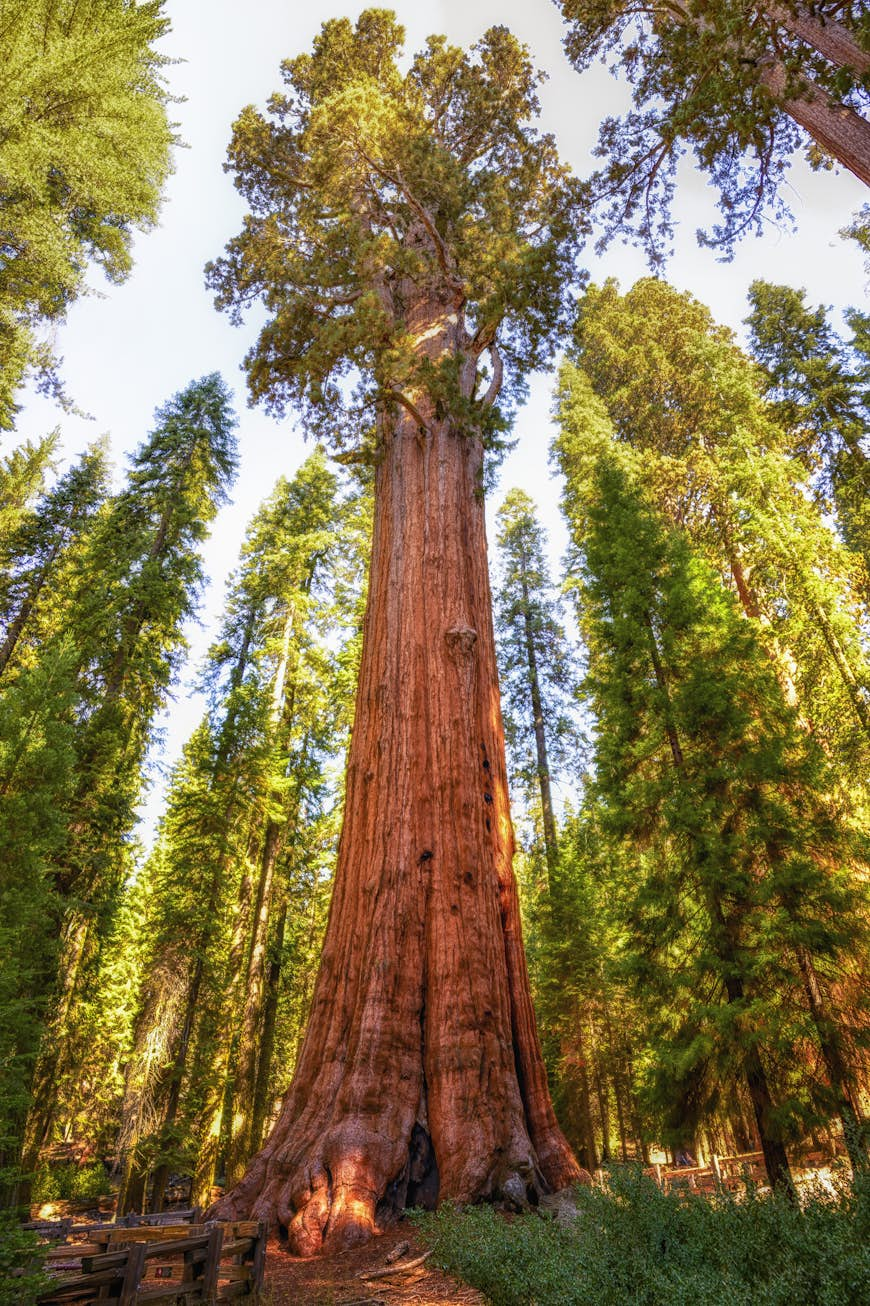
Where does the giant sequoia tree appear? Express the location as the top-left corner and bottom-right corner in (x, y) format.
(558, 1), (870, 258)
(207, 10), (585, 1252)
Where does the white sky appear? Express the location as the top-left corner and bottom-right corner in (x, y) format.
(11, 0), (868, 840)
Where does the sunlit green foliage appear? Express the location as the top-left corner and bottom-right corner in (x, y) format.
(746, 279), (870, 574)
(207, 8), (585, 454)
(0, 0), (174, 424)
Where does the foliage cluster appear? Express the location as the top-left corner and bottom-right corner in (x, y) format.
(32, 1161), (112, 1204)
(0, 1215), (49, 1306)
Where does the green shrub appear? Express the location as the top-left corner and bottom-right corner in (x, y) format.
(32, 1161), (111, 1204)
(414, 1168), (870, 1305)
(0, 1216), (50, 1306)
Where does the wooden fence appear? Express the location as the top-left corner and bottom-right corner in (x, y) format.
(644, 1150), (768, 1194)
(33, 1219), (267, 1304)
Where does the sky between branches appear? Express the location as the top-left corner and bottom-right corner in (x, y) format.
(11, 0), (867, 841)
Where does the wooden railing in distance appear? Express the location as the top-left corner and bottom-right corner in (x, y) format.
(35, 1220), (267, 1304)
(642, 1150), (768, 1194)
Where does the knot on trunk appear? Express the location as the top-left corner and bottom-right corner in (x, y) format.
(445, 624), (477, 658)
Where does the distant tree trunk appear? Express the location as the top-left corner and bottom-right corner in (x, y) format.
(191, 860), (255, 1208)
(209, 286), (581, 1253)
(518, 571), (559, 878)
(795, 946), (867, 1174)
(248, 902), (287, 1157)
(603, 1003), (629, 1162)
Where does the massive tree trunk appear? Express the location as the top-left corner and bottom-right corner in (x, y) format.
(760, 57), (870, 187)
(209, 287), (581, 1254)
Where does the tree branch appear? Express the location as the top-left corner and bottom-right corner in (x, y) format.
(481, 342), (503, 408)
(353, 139), (458, 281)
(389, 386), (431, 436)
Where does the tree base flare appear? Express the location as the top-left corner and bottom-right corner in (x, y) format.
(208, 1118), (586, 1256)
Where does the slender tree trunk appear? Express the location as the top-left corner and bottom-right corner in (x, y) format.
(221, 822), (284, 1189)
(519, 573), (559, 878)
(592, 1025), (611, 1163)
(717, 933), (794, 1192)
(191, 860), (255, 1208)
(560, 1023), (598, 1171)
(225, 606), (307, 1186)
(810, 599), (870, 734)
(603, 1003), (629, 1162)
(209, 287), (581, 1253)
(148, 963), (203, 1214)
(248, 903), (288, 1157)
(795, 946), (867, 1173)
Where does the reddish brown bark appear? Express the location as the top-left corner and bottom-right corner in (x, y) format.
(764, 5), (870, 78)
(760, 57), (870, 187)
(209, 287), (581, 1253)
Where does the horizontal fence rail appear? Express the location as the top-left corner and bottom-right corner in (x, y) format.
(34, 1219), (267, 1304)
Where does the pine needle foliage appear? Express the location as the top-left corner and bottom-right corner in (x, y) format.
(0, 0), (175, 424)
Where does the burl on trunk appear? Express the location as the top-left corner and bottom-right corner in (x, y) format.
(210, 291), (582, 1254)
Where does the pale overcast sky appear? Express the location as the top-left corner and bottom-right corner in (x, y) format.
(11, 0), (868, 840)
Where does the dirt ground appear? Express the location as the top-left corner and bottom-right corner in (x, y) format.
(263, 1222), (486, 1305)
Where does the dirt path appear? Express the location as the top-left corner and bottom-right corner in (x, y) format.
(263, 1223), (485, 1304)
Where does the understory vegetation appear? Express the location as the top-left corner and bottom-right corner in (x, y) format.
(417, 1170), (870, 1306)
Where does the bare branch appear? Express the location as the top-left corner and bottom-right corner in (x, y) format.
(481, 341), (503, 408)
(389, 386), (431, 436)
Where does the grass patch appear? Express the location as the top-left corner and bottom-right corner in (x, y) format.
(413, 1167), (870, 1305)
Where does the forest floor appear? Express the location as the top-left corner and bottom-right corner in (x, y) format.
(263, 1222), (485, 1304)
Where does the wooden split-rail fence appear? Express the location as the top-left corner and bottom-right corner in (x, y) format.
(28, 1211), (267, 1305)
(644, 1150), (769, 1194)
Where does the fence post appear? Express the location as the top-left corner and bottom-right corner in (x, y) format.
(250, 1221), (268, 1295)
(119, 1241), (147, 1306)
(200, 1223), (224, 1302)
(712, 1155), (722, 1188)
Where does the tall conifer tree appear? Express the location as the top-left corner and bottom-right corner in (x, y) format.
(555, 372), (870, 1180)
(19, 376), (237, 1183)
(494, 489), (579, 881)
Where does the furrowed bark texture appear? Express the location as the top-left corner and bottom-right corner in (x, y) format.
(210, 290), (581, 1253)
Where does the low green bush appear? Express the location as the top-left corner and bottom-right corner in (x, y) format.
(32, 1160), (111, 1204)
(0, 1216), (50, 1306)
(414, 1167), (870, 1305)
